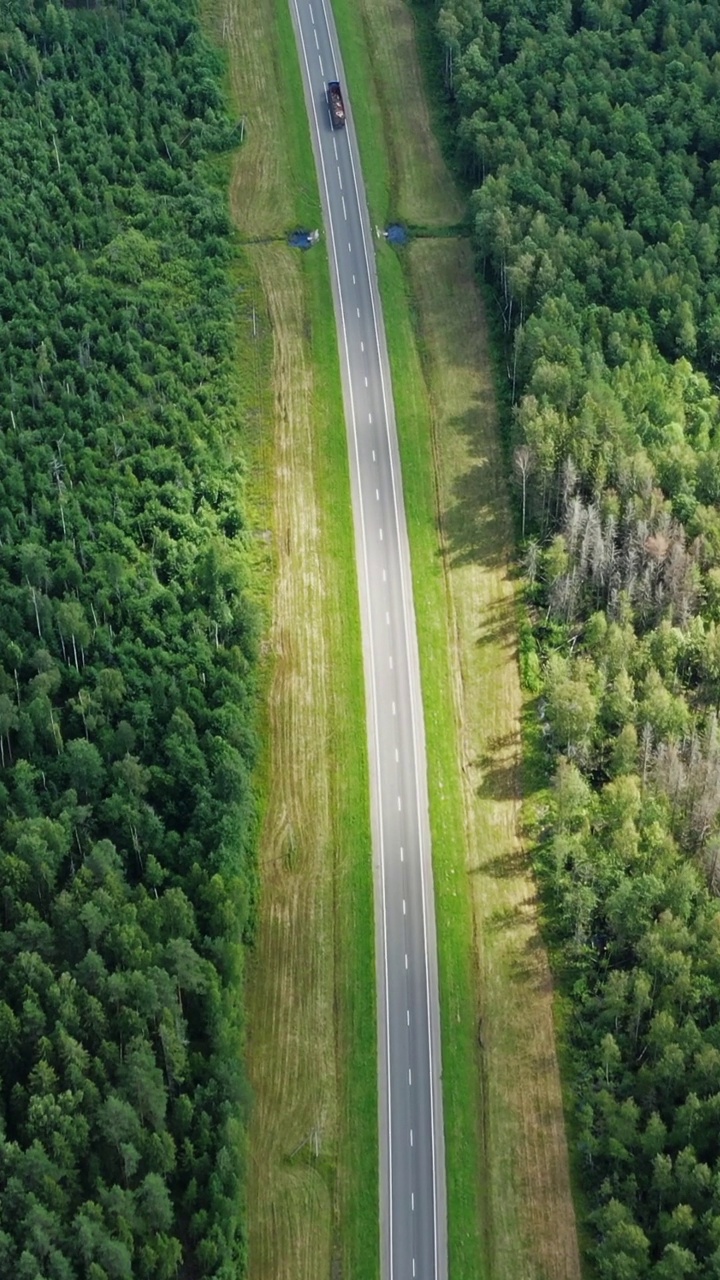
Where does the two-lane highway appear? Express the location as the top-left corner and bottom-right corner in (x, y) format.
(287, 4), (447, 1278)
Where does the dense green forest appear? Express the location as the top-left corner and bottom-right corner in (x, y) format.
(430, 0), (720, 1275)
(0, 3), (257, 1277)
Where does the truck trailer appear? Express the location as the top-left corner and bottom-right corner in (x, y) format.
(327, 81), (346, 129)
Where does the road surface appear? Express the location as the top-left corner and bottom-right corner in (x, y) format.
(286, 5), (448, 1278)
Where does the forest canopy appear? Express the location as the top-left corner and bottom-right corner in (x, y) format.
(430, 0), (720, 1275)
(0, 2), (257, 1277)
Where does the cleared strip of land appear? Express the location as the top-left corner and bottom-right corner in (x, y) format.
(201, 1), (377, 1278)
(244, 245), (336, 1278)
(205, 0), (581, 1269)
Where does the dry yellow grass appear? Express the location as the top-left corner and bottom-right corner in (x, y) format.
(243, 246), (338, 1280)
(407, 238), (581, 1280)
(241, 246), (375, 1276)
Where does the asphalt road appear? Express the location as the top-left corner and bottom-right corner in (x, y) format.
(286, 4), (447, 1278)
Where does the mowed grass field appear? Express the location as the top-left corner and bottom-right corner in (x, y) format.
(201, 1), (378, 1278)
(328, 0), (583, 1274)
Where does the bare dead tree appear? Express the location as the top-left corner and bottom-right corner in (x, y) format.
(514, 444), (534, 539)
(602, 513), (618, 594)
(649, 716), (720, 854)
(652, 740), (686, 826)
(641, 723), (654, 789)
(702, 836), (720, 895)
(665, 536), (697, 628)
(550, 569), (581, 623)
(561, 455), (579, 515)
(564, 494), (587, 560)
(580, 503), (602, 582)
(27, 579), (42, 637)
(524, 537), (541, 587)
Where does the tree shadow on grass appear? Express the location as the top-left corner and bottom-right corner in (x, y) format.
(470, 845), (528, 882)
(467, 722), (522, 803)
(440, 399), (513, 572)
(477, 888), (552, 992)
(474, 593), (518, 653)
(511, 928), (555, 992)
(474, 757), (521, 802)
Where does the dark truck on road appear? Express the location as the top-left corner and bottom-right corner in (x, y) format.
(327, 81), (346, 129)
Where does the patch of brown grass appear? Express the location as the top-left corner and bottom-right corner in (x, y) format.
(408, 237), (581, 1280)
(242, 247), (339, 1280)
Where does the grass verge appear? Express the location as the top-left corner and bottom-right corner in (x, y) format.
(201, 0), (378, 1277)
